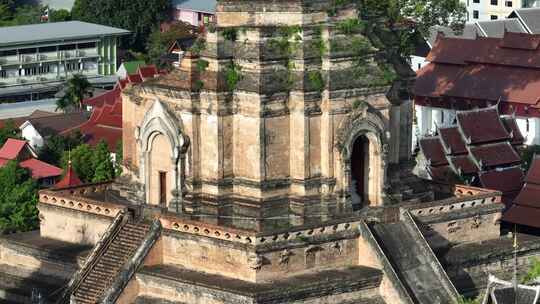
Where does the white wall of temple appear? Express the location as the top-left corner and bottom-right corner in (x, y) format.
(410, 55), (429, 72)
(413, 104), (540, 148)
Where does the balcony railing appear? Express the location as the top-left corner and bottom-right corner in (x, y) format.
(0, 48), (99, 66)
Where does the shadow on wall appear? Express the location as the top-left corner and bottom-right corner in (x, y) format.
(1, 231), (92, 303)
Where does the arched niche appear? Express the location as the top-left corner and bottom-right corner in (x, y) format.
(336, 103), (389, 209)
(136, 99), (188, 211)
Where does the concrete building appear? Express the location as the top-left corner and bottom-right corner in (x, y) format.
(171, 0), (216, 26)
(463, 0), (522, 21)
(0, 21), (129, 101)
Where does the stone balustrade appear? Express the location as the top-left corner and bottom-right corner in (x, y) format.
(39, 185), (124, 218)
(161, 214), (361, 246)
(405, 185), (501, 218)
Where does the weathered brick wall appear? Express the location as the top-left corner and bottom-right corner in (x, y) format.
(37, 202), (113, 245)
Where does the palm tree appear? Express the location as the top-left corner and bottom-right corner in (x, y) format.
(56, 74), (91, 112)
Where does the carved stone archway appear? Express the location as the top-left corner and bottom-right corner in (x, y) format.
(136, 100), (188, 211)
(336, 102), (389, 208)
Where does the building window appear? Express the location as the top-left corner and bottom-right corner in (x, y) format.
(0, 70), (6, 78)
(506, 0), (513, 5)
(473, 10), (479, 18)
(66, 62), (79, 71)
(491, 0), (498, 4)
(473, 0), (480, 3)
(38, 65), (50, 74)
(491, 15), (498, 19)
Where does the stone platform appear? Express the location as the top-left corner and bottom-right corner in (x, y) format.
(136, 264), (384, 304)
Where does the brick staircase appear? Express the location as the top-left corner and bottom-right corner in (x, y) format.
(72, 221), (151, 303)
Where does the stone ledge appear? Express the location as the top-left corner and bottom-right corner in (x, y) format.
(138, 264), (382, 301)
(0, 231), (91, 265)
(437, 234), (540, 267)
(0, 264), (65, 302)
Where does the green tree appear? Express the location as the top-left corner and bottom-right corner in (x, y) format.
(0, 120), (20, 146)
(337, 0), (467, 102)
(523, 257), (540, 284)
(0, 161), (39, 234)
(92, 141), (115, 182)
(62, 144), (94, 182)
(56, 74), (91, 112)
(38, 132), (85, 166)
(50, 9), (71, 22)
(61, 141), (116, 183)
(72, 0), (171, 51)
(457, 296), (480, 304)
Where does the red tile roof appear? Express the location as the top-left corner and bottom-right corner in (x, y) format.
(415, 32), (540, 117)
(456, 108), (510, 145)
(469, 142), (521, 168)
(127, 74), (143, 84)
(444, 64), (540, 105)
(414, 64), (462, 98)
(503, 204), (540, 228)
(448, 155), (478, 175)
(439, 126), (467, 155)
(504, 156), (540, 227)
(19, 158), (62, 179)
(428, 165), (455, 182)
(71, 65), (159, 152)
(419, 137), (448, 167)
(500, 32), (540, 50)
(0, 138), (29, 160)
(138, 65), (158, 79)
(525, 155), (540, 183)
(480, 167), (524, 193)
(55, 163), (82, 189)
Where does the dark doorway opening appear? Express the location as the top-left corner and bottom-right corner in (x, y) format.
(159, 171), (167, 206)
(351, 136), (369, 209)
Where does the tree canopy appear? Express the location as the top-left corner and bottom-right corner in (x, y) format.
(354, 0), (466, 100)
(56, 74), (92, 112)
(0, 120), (20, 146)
(38, 131), (85, 167)
(61, 141), (116, 183)
(0, 1), (45, 26)
(0, 161), (39, 234)
(72, 0), (171, 51)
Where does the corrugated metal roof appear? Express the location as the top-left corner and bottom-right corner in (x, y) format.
(173, 0), (216, 13)
(477, 19), (527, 37)
(0, 21), (130, 47)
(513, 7), (540, 34)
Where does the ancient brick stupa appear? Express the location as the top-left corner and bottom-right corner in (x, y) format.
(0, 1), (531, 304)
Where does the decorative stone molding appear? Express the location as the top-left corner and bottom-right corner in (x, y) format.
(138, 99), (189, 209)
(248, 254), (264, 270)
(407, 190), (500, 218)
(279, 249), (293, 266)
(335, 102), (388, 207)
(39, 189), (123, 218)
(331, 241), (343, 254)
(471, 215), (482, 229)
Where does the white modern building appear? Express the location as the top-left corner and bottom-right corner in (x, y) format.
(463, 0), (522, 21)
(0, 21), (129, 101)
